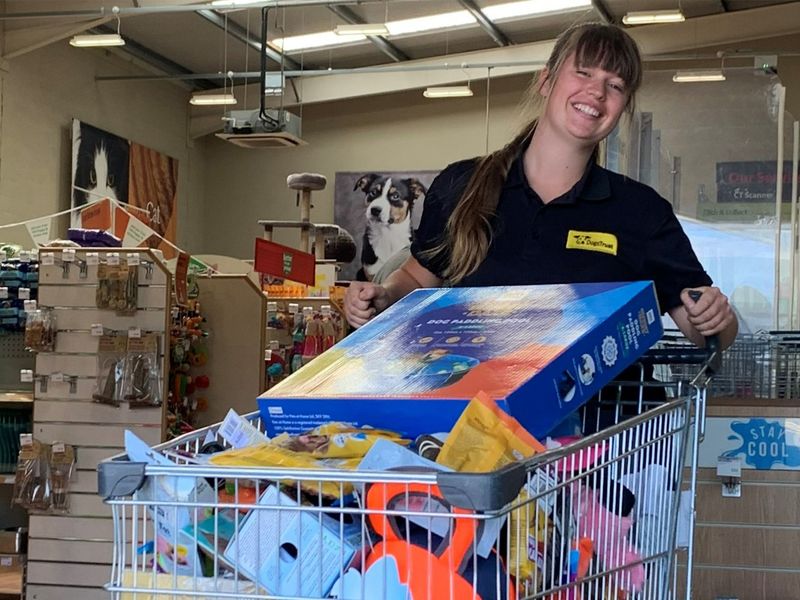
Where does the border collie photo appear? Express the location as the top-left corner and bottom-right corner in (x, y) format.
(334, 170), (437, 281)
(71, 120), (129, 226)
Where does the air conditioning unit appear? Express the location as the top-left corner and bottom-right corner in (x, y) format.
(216, 109), (306, 148)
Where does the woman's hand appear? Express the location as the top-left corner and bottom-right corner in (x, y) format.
(672, 286), (738, 349)
(344, 281), (391, 328)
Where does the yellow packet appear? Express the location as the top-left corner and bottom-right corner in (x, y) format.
(436, 391), (545, 472)
(436, 392), (547, 584)
(277, 423), (410, 459)
(209, 443), (361, 498)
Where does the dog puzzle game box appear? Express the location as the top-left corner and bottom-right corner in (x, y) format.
(259, 281), (663, 439)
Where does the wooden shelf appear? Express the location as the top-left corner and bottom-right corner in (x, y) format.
(0, 569), (22, 595)
(0, 393), (33, 406)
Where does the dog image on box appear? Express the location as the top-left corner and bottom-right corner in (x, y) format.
(353, 174), (427, 281)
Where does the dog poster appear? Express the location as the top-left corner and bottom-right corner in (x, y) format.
(334, 170), (438, 281)
(70, 119), (179, 257)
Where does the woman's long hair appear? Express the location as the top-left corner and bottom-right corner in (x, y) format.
(429, 23), (643, 284)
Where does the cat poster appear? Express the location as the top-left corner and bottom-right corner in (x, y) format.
(70, 119), (179, 257)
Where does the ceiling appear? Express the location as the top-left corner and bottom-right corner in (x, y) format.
(2, 0), (800, 132)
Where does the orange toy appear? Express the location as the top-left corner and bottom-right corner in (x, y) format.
(365, 481), (514, 600)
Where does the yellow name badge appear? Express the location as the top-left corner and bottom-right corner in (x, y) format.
(565, 230), (618, 256)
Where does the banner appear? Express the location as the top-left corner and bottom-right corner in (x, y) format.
(25, 217), (52, 247)
(122, 214), (157, 247)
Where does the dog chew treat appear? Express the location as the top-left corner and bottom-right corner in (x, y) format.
(286, 172), (327, 253)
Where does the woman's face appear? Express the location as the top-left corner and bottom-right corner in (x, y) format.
(539, 51), (630, 148)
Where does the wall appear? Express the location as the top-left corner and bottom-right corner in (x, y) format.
(0, 42), (206, 252)
(200, 74), (533, 257)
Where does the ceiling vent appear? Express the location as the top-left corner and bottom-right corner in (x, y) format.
(216, 109), (306, 148)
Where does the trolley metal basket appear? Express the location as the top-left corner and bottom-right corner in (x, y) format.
(98, 342), (717, 600)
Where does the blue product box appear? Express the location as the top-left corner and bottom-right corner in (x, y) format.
(259, 282), (663, 440)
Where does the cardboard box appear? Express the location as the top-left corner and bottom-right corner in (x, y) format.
(259, 282), (663, 439)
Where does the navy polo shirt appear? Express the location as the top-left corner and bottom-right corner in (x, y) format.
(411, 152), (712, 314)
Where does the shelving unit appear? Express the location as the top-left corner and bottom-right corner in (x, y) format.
(26, 248), (170, 600)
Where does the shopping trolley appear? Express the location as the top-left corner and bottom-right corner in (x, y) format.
(98, 339), (718, 600)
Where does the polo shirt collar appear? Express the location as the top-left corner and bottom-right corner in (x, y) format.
(505, 139), (611, 203)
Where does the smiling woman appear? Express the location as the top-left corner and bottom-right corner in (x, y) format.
(344, 21), (738, 355)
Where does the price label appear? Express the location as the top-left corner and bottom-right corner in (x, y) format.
(128, 326), (141, 339)
(19, 251), (31, 263)
(86, 252), (99, 266)
(302, 306), (314, 317)
(269, 340), (280, 350)
(41, 252), (55, 266)
(61, 248), (76, 263)
(107, 253), (120, 266)
(0, 287), (7, 300)
(20, 433), (33, 447)
(52, 442), (65, 454)
(50, 372), (64, 383)
(321, 305), (332, 316)
(267, 302), (278, 312)
(20, 369), (33, 383)
(288, 303), (299, 314)
(126, 253), (140, 266)
(18, 287), (30, 300)
(90, 323), (105, 337)
(23, 300), (37, 313)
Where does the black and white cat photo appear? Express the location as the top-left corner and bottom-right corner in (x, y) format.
(71, 120), (130, 225)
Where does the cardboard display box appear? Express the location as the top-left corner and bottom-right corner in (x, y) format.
(259, 282), (663, 439)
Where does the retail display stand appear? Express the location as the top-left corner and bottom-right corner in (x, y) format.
(25, 248), (169, 600)
(192, 274), (267, 427)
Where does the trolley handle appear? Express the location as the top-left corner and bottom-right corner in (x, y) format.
(639, 290), (721, 374)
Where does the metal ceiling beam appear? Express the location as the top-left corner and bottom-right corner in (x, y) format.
(326, 5), (409, 62)
(196, 9), (301, 70)
(457, 0), (510, 47)
(591, 0), (615, 25)
(94, 24), (217, 90)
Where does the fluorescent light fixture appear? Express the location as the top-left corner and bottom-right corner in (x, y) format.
(622, 9), (685, 25)
(334, 23), (389, 36)
(189, 93), (238, 106)
(69, 33), (125, 47)
(423, 85), (474, 99)
(672, 69), (726, 83)
(274, 31), (366, 52)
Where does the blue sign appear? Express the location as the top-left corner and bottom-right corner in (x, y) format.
(723, 418), (800, 470)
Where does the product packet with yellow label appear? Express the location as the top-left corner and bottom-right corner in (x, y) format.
(436, 391), (550, 587)
(209, 423), (410, 498)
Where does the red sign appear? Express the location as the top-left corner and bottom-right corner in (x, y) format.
(254, 238), (315, 286)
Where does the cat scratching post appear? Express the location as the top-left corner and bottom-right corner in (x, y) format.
(286, 172), (327, 254)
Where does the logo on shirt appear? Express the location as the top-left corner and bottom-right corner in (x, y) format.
(566, 230), (618, 256)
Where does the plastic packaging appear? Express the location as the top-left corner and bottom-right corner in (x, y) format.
(125, 333), (161, 408)
(24, 308), (56, 352)
(11, 434), (50, 511)
(96, 263), (138, 315)
(93, 335), (128, 407)
(48, 441), (75, 513)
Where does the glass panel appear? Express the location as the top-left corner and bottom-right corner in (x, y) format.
(607, 69), (796, 332)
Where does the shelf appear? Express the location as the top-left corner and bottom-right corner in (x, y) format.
(0, 569), (23, 595)
(0, 475), (15, 486)
(0, 393), (33, 406)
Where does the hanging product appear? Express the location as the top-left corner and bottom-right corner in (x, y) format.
(93, 334), (128, 407)
(11, 434), (50, 511)
(96, 262), (138, 315)
(48, 441), (75, 513)
(125, 334), (161, 408)
(24, 308), (57, 352)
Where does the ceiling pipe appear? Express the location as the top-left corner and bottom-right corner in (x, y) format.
(196, 9), (301, 70)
